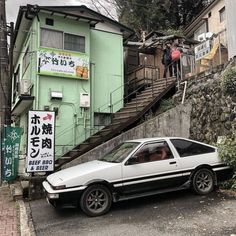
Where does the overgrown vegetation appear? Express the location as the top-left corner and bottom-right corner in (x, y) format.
(85, 0), (213, 34)
(156, 99), (175, 115)
(218, 135), (236, 189)
(221, 67), (236, 96)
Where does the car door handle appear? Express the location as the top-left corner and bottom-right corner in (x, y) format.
(169, 161), (177, 165)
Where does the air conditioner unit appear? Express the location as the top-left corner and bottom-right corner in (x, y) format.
(80, 93), (90, 108)
(198, 33), (206, 42)
(20, 79), (32, 95)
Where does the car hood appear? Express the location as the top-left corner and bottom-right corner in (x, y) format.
(47, 160), (120, 187)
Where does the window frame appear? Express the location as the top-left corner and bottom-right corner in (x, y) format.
(40, 28), (63, 50)
(127, 141), (174, 165)
(40, 28), (86, 54)
(170, 139), (216, 158)
(219, 7), (226, 23)
(13, 65), (20, 103)
(64, 33), (85, 53)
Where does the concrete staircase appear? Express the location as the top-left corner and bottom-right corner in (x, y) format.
(55, 77), (176, 170)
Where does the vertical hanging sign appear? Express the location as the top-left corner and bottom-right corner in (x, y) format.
(2, 127), (22, 181)
(27, 111), (55, 172)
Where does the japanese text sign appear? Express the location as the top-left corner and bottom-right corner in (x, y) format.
(27, 111), (55, 172)
(2, 127), (22, 182)
(38, 48), (89, 79)
(194, 40), (211, 61)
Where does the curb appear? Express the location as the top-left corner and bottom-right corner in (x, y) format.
(9, 182), (36, 236)
(17, 199), (36, 236)
(18, 200), (32, 236)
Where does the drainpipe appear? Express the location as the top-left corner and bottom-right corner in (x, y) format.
(180, 81), (188, 104)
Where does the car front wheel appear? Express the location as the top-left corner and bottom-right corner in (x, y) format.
(80, 184), (112, 217)
(192, 168), (214, 195)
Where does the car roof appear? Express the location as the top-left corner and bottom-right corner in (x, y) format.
(126, 137), (217, 148)
(126, 137), (182, 143)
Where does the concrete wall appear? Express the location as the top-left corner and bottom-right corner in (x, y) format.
(225, 0), (236, 59)
(63, 103), (191, 169)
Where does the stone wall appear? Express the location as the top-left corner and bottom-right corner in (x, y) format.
(63, 103), (191, 169)
(63, 63), (236, 169)
(174, 66), (236, 144)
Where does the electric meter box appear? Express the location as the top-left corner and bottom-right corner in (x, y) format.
(80, 93), (90, 108)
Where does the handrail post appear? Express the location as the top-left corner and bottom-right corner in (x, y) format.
(152, 69), (154, 98)
(180, 56), (183, 81)
(110, 92), (113, 121)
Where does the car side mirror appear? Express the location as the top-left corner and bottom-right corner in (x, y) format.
(126, 156), (138, 165)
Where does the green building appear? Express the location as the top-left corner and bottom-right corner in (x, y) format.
(11, 5), (133, 173)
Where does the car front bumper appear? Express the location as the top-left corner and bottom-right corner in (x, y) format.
(43, 180), (86, 208)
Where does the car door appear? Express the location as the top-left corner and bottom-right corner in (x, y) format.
(121, 141), (183, 195)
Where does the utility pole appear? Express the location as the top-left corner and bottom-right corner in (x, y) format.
(0, 0), (11, 184)
(0, 0), (11, 126)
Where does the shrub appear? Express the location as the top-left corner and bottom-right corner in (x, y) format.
(157, 99), (175, 115)
(218, 134), (236, 189)
(221, 67), (236, 96)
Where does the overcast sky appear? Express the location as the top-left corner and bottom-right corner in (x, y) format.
(6, 0), (84, 23)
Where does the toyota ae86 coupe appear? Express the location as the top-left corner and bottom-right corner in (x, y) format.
(43, 137), (233, 217)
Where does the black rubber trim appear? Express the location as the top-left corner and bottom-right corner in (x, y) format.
(112, 164), (228, 185)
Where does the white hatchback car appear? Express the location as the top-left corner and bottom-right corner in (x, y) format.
(43, 137), (233, 216)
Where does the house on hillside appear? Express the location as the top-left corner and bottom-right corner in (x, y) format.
(11, 4), (133, 174)
(124, 31), (197, 93)
(184, 0), (228, 72)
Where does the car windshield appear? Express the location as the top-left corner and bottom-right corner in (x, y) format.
(99, 142), (140, 163)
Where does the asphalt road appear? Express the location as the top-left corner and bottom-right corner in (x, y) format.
(30, 190), (236, 236)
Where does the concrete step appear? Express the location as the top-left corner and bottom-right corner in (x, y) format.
(114, 110), (138, 118)
(9, 182), (23, 201)
(57, 156), (71, 164)
(127, 99), (151, 106)
(123, 103), (147, 110)
(120, 105), (145, 112)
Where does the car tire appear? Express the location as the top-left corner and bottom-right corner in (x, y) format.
(80, 184), (112, 217)
(192, 168), (215, 195)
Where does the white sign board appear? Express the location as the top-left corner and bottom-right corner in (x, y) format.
(194, 40), (211, 61)
(27, 111), (55, 172)
(38, 48), (89, 79)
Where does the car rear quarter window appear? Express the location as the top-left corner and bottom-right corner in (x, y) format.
(170, 139), (215, 157)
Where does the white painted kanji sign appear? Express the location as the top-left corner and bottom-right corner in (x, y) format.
(27, 111), (55, 172)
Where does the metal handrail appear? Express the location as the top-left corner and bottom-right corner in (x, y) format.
(93, 74), (150, 114)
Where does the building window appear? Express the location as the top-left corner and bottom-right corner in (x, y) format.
(40, 28), (85, 53)
(64, 33), (85, 53)
(219, 7), (226, 22)
(194, 23), (207, 41)
(40, 28), (63, 49)
(46, 18), (54, 26)
(23, 46), (30, 74)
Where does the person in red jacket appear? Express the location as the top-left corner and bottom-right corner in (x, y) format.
(171, 43), (182, 79)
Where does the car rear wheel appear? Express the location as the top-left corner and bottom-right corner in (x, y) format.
(192, 168), (214, 195)
(80, 184), (112, 217)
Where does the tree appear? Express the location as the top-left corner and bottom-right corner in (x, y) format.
(85, 0), (213, 34)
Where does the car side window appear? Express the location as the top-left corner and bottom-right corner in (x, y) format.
(132, 141), (174, 164)
(170, 139), (215, 157)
